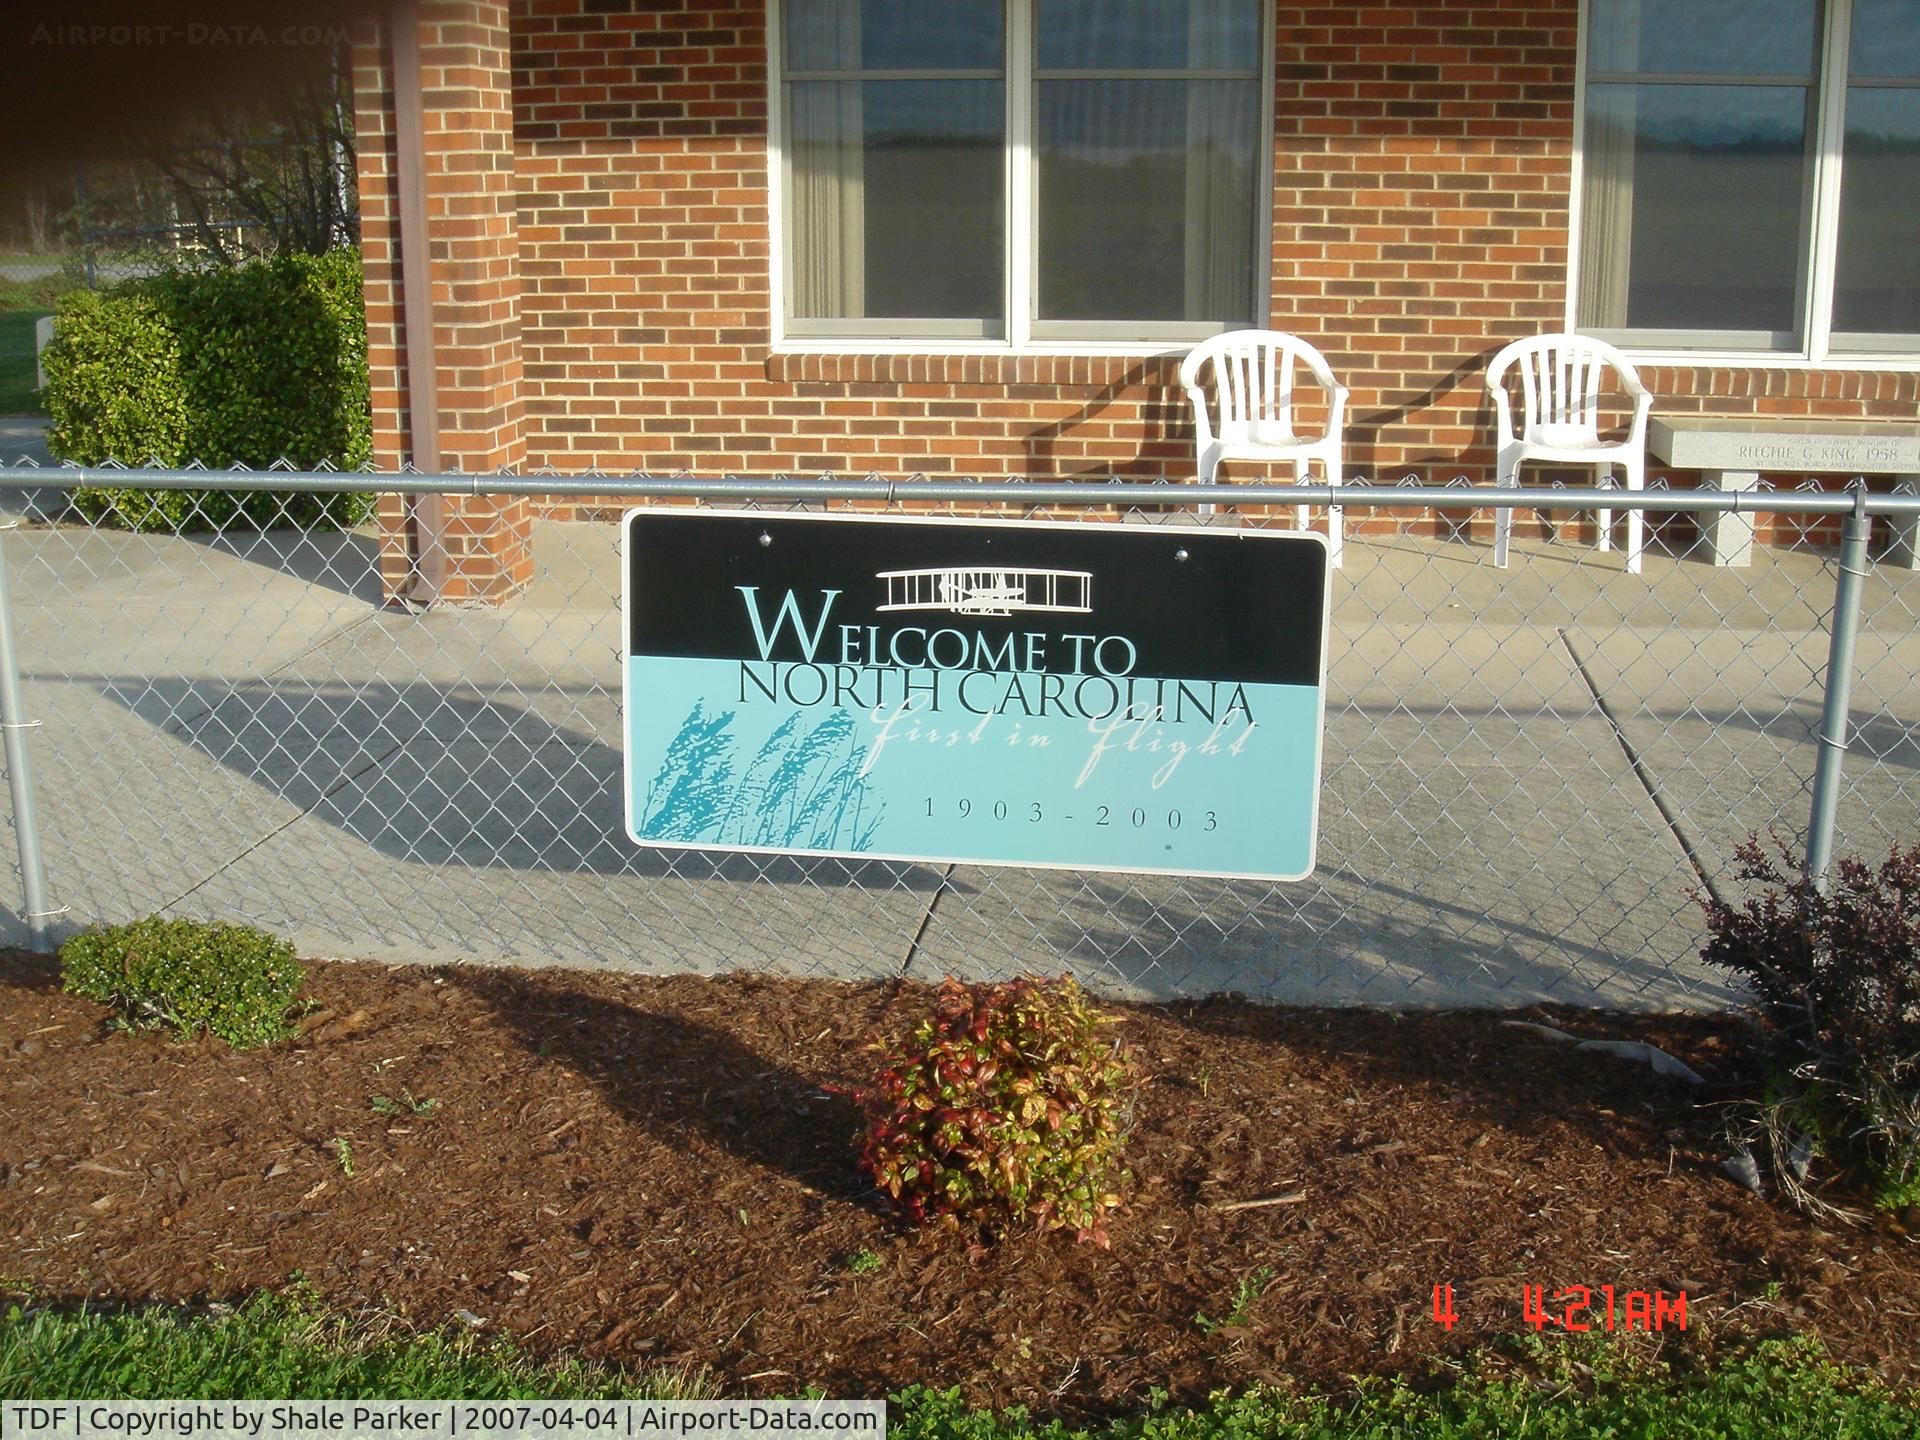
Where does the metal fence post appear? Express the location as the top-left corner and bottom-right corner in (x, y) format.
(1804, 494), (1873, 891)
(0, 523), (52, 949)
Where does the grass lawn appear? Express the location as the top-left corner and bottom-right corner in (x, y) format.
(0, 308), (49, 417)
(1, 1294), (1914, 1438)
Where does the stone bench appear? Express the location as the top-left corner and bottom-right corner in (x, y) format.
(1647, 417), (1919, 569)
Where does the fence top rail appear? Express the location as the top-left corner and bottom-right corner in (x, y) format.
(0, 466), (1916, 517)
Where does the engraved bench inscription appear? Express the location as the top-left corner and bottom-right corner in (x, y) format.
(1647, 417), (1920, 570)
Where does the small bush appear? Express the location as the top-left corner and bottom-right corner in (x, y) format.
(41, 249), (373, 531)
(60, 916), (306, 1050)
(851, 975), (1140, 1246)
(1697, 834), (1920, 1217)
(36, 287), (188, 465)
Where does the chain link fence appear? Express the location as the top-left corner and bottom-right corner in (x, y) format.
(0, 248), (158, 296)
(78, 221), (282, 289)
(0, 255), (70, 288)
(0, 464), (1915, 1009)
(1, 225), (268, 300)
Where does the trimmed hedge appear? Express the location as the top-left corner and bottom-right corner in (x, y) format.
(41, 250), (374, 530)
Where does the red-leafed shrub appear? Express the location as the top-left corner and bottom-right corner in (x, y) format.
(851, 975), (1141, 1246)
(1697, 835), (1920, 1219)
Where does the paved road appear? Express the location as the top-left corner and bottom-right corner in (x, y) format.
(0, 513), (1914, 1010)
(0, 419), (51, 464)
(0, 258), (62, 282)
(0, 426), (73, 530)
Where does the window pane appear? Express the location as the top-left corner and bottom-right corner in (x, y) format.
(1036, 0), (1260, 71)
(1850, 0), (1920, 78)
(1833, 88), (1920, 334)
(1036, 78), (1256, 323)
(1578, 83), (1810, 334)
(787, 80), (1004, 322)
(786, 0), (1002, 72)
(1587, 0), (1817, 77)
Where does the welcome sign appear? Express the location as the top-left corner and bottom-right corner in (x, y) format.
(622, 512), (1328, 881)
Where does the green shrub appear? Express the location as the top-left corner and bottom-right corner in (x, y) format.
(41, 249), (374, 531)
(1697, 834), (1920, 1217)
(35, 287), (187, 468)
(60, 916), (306, 1050)
(851, 975), (1140, 1246)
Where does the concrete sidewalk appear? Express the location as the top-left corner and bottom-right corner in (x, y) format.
(1, 515), (1914, 1010)
(0, 421), (62, 519)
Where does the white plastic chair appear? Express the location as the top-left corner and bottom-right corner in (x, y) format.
(1486, 333), (1654, 573)
(1180, 330), (1348, 565)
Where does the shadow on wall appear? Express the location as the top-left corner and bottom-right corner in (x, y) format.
(1021, 357), (1191, 481)
(1040, 343), (1511, 492)
(1344, 346), (1504, 482)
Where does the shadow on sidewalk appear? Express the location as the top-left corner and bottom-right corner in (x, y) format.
(11, 666), (1897, 1006)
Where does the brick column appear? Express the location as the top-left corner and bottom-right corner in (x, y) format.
(353, 0), (531, 605)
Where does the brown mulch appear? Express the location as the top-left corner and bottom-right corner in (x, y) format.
(2, 948), (1916, 1411)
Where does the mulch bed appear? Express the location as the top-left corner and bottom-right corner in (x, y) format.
(3, 948), (1916, 1412)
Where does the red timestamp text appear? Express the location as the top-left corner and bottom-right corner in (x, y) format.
(1522, 1284), (1687, 1332)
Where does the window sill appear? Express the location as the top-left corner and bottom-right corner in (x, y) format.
(764, 347), (1188, 390)
(1619, 348), (1920, 373)
(769, 339), (1193, 358)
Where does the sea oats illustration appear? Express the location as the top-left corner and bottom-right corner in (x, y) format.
(807, 715), (884, 851)
(717, 709), (800, 840)
(852, 799), (886, 852)
(721, 709), (879, 850)
(638, 701), (738, 841)
(789, 711), (860, 841)
(642, 703), (881, 851)
(749, 708), (855, 846)
(802, 726), (868, 849)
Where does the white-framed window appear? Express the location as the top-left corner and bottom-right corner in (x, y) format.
(771, 0), (1272, 349)
(1574, 0), (1920, 360)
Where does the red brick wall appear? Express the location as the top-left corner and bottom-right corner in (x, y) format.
(357, 0), (534, 602)
(353, 0), (1920, 545)
(1271, 2), (1577, 481)
(352, 23), (402, 468)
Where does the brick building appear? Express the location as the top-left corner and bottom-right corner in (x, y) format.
(350, 0), (1920, 599)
